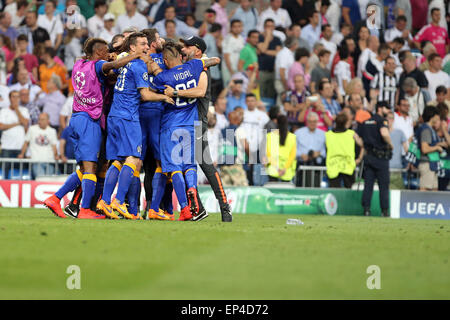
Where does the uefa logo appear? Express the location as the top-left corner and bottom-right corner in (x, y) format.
(366, 4), (381, 30)
(66, 5), (82, 30)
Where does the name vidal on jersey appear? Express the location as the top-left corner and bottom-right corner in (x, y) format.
(174, 70), (193, 80)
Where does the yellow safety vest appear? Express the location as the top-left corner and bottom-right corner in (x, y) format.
(325, 130), (356, 179)
(266, 132), (297, 181)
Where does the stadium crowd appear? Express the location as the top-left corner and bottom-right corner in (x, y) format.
(0, 0), (450, 192)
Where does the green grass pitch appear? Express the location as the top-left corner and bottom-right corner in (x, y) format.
(0, 208), (449, 299)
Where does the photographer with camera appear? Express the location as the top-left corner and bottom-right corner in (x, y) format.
(358, 101), (393, 217)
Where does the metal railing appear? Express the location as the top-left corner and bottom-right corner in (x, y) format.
(0, 158), (78, 180)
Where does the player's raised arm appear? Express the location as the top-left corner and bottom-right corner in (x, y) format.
(201, 57), (221, 68)
(164, 72), (208, 98)
(101, 52), (142, 74)
(139, 87), (175, 104)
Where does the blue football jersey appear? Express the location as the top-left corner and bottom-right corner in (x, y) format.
(109, 59), (149, 121)
(141, 53), (167, 111)
(151, 59), (205, 129)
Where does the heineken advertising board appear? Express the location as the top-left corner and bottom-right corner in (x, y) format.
(198, 186), (383, 216)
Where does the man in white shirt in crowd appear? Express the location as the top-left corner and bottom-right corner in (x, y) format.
(0, 85), (10, 109)
(35, 75), (66, 133)
(357, 35), (379, 79)
(214, 97), (229, 131)
(274, 36), (298, 104)
(8, 69), (41, 102)
(294, 111), (326, 166)
(87, 0), (108, 37)
(0, 90), (29, 158)
(221, 19), (245, 87)
(116, 0), (148, 33)
(424, 53), (450, 101)
(402, 77), (431, 126)
(384, 15), (412, 49)
(37, 0), (63, 49)
(18, 112), (58, 179)
(98, 13), (116, 43)
(153, 5), (197, 38)
(257, 0), (291, 32)
(241, 93), (270, 185)
(231, 0), (258, 38)
(393, 98), (414, 143)
(301, 11), (321, 51)
(319, 24), (336, 69)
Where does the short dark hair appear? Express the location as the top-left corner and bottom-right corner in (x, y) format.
(295, 47), (310, 61)
(141, 28), (158, 44)
(318, 49), (331, 58)
(338, 45), (349, 59)
(124, 32), (147, 51)
(268, 106), (280, 120)
(378, 43), (390, 54)
(164, 19), (176, 28)
(321, 24), (331, 32)
(209, 23), (222, 33)
(436, 85), (447, 95)
(393, 37), (405, 45)
(436, 102), (449, 120)
(422, 106), (439, 122)
(230, 19), (242, 28)
(94, 0), (107, 9)
(245, 93), (256, 99)
(264, 18), (275, 26)
(318, 79), (330, 92)
(247, 29), (259, 38)
(335, 113), (348, 130)
(205, 8), (216, 15)
(83, 37), (107, 56)
(376, 100), (390, 112)
(9, 90), (19, 99)
(431, 7), (441, 15)
(428, 53), (441, 62)
(17, 34), (28, 42)
(44, 46), (56, 58)
(396, 15), (407, 23)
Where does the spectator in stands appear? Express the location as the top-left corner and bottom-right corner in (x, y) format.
(220, 79), (247, 115)
(231, 0), (257, 38)
(8, 68), (40, 101)
(418, 42), (437, 72)
(283, 74), (310, 131)
(17, 10), (51, 54)
(283, 0), (315, 27)
(414, 7), (449, 59)
(153, 5), (198, 38)
(257, 0), (292, 32)
(394, 98), (414, 144)
(348, 93), (371, 124)
(13, 34), (39, 81)
(395, 0), (412, 31)
(319, 24), (337, 69)
(0, 34), (14, 73)
(398, 53), (429, 101)
(342, 0), (361, 26)
(353, 2), (385, 40)
(98, 13), (116, 43)
(300, 94), (333, 132)
(64, 29), (83, 74)
(0, 82), (10, 108)
(116, 0), (148, 33)
(287, 47), (310, 91)
(219, 110), (248, 186)
(203, 23), (223, 100)
(370, 56), (398, 110)
(164, 20), (179, 42)
(417, 106), (446, 191)
(287, 24), (309, 52)
(8, 0), (28, 29)
(0, 11), (18, 43)
(319, 80), (342, 119)
(332, 35), (356, 79)
(37, 0), (63, 50)
(387, 111), (408, 189)
(428, 86), (450, 109)
(362, 43), (390, 100)
(344, 78), (370, 110)
(221, 19), (244, 87)
(266, 115), (297, 182)
(310, 49), (331, 93)
(402, 77), (431, 125)
(238, 29), (259, 72)
(38, 47), (69, 94)
(211, 0), (229, 37)
(35, 75), (66, 133)
(198, 8), (216, 37)
(295, 111), (326, 166)
(325, 0), (342, 33)
(242, 93), (270, 185)
(274, 36), (298, 104)
(301, 11), (321, 51)
(325, 112), (364, 188)
(308, 42), (324, 72)
(214, 97), (228, 131)
(257, 18), (282, 103)
(425, 53), (450, 101)
(358, 35), (379, 80)
(87, 0), (109, 38)
(59, 125), (75, 163)
(59, 93), (74, 131)
(334, 46), (352, 97)
(0, 90), (29, 160)
(384, 15), (413, 48)
(264, 106), (280, 132)
(18, 112), (58, 179)
(331, 22), (351, 46)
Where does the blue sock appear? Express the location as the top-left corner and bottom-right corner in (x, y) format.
(163, 181), (173, 214)
(150, 170), (167, 212)
(115, 163), (136, 204)
(127, 175), (141, 215)
(55, 170), (82, 199)
(184, 169), (197, 189)
(102, 162), (121, 204)
(171, 172), (187, 209)
(81, 173), (97, 209)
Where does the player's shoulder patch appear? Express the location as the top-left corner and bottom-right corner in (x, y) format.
(143, 72), (148, 81)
